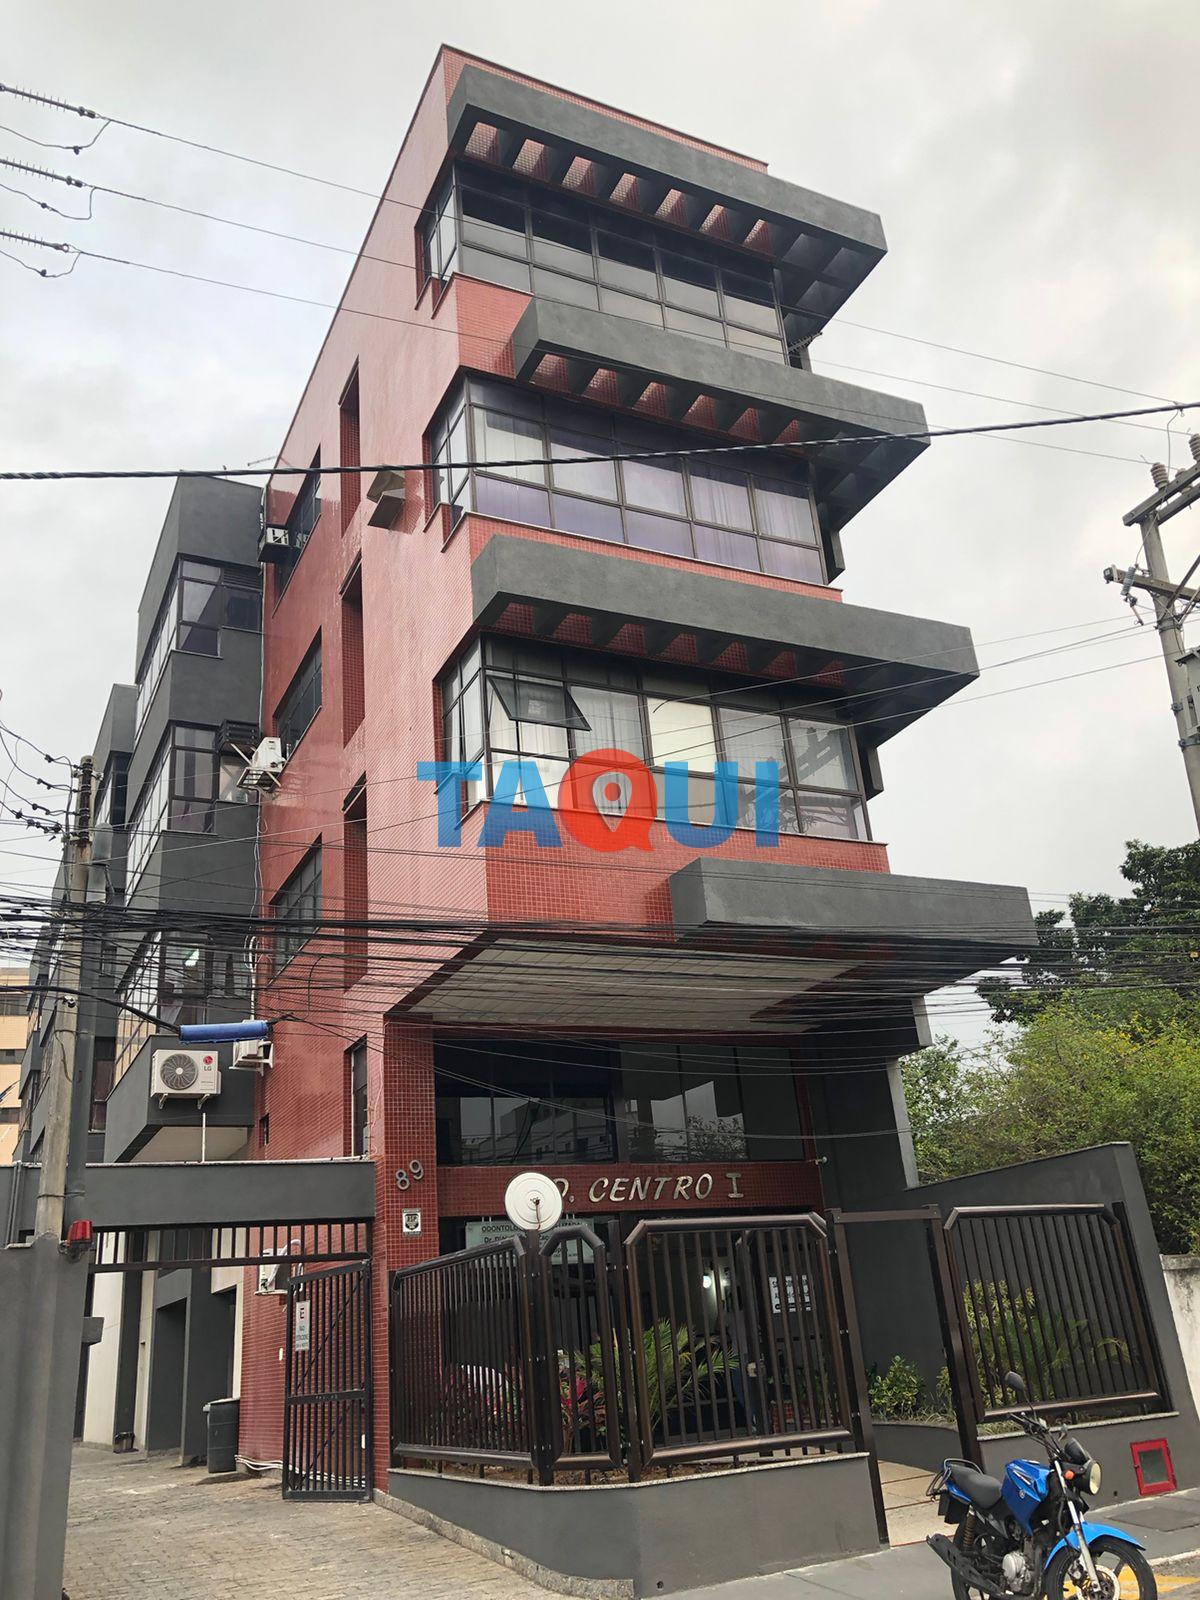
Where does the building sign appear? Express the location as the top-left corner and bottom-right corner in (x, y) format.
(465, 1216), (592, 1261)
(438, 1161), (821, 1219)
(580, 1171), (741, 1205)
(293, 1299), (310, 1353)
(402, 1208), (422, 1236)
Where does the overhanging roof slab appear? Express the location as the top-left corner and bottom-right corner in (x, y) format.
(670, 859), (1037, 995)
(511, 298), (928, 528)
(446, 65), (886, 329)
(470, 533), (977, 742)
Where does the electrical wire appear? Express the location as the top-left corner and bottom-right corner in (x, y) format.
(0, 82), (1174, 408)
(0, 390), (1194, 484)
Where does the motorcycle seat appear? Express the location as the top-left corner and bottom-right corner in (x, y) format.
(947, 1463), (1005, 1510)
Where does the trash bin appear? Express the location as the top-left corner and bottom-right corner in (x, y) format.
(204, 1397), (239, 1474)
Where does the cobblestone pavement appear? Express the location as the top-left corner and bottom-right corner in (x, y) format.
(63, 1446), (547, 1600)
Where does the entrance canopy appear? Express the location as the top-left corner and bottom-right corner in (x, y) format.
(401, 863), (1035, 1031)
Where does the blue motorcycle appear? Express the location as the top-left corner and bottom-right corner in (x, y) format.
(926, 1371), (1155, 1599)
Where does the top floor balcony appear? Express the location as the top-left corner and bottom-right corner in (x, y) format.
(443, 62), (887, 341)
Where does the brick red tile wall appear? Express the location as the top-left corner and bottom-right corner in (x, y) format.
(236, 52), (896, 1484)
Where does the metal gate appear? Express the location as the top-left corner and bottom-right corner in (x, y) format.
(284, 1259), (373, 1500)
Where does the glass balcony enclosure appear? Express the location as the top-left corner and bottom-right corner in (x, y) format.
(440, 636), (869, 841)
(430, 378), (826, 583)
(421, 165), (808, 363)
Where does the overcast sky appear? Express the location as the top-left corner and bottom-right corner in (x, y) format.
(1, 1), (1197, 1040)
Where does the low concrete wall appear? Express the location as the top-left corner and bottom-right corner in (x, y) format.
(978, 1412), (1185, 1507)
(1162, 1257), (1200, 1411)
(386, 1454), (880, 1597)
(873, 1419), (960, 1475)
(877, 1410), (1190, 1508)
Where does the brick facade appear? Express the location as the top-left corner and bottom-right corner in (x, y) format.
(238, 48), (914, 1484)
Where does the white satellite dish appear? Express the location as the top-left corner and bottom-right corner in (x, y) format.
(504, 1171), (563, 1233)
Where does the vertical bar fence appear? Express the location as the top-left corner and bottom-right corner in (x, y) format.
(944, 1204), (1167, 1423)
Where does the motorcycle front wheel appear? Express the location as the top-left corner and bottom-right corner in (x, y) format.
(1044, 1535), (1157, 1600)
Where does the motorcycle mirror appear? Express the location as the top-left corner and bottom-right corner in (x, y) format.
(1003, 1371), (1028, 1399)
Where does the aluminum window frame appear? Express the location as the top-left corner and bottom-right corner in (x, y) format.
(276, 636), (323, 760)
(430, 377), (825, 583)
(124, 725), (222, 895)
(441, 638), (870, 842)
(134, 559), (263, 730)
(271, 844), (323, 975)
(442, 165), (793, 362)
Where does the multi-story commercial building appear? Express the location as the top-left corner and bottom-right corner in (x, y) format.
(236, 47), (1037, 1481)
(18, 474), (263, 1458)
(0, 968), (30, 1165)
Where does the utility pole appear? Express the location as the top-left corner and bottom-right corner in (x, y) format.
(33, 754), (93, 1240)
(1105, 436), (1200, 833)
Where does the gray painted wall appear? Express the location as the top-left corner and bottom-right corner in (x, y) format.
(389, 1453), (879, 1595)
(446, 64), (888, 258)
(134, 476), (262, 665)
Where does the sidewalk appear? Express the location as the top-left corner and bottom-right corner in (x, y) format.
(672, 1489), (1200, 1600)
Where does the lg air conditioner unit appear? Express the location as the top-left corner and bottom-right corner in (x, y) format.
(238, 737), (285, 792)
(151, 1048), (221, 1100)
(231, 1038), (273, 1074)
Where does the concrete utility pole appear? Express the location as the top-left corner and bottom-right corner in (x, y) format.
(34, 755), (93, 1239)
(1105, 437), (1200, 833)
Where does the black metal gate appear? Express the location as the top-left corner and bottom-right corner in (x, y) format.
(284, 1259), (373, 1500)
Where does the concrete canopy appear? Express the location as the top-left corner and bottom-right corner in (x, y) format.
(446, 63), (887, 341)
(510, 297), (928, 529)
(470, 532), (977, 743)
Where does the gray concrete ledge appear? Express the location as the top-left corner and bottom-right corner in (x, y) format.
(446, 65), (886, 259)
(510, 298), (926, 527)
(670, 859), (1035, 953)
(386, 1453), (880, 1597)
(471, 532), (974, 740)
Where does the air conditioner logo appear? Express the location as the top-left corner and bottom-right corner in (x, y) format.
(418, 751), (788, 852)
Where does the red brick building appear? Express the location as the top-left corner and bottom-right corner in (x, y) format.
(238, 46), (1033, 1484)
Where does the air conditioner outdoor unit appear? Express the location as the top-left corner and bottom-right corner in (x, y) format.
(231, 1038), (273, 1073)
(256, 1239), (301, 1294)
(365, 468), (407, 528)
(257, 1252), (284, 1295)
(238, 737), (285, 792)
(258, 525), (292, 565)
(151, 1048), (221, 1100)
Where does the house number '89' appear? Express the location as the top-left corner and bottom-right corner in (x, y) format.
(395, 1161), (424, 1191)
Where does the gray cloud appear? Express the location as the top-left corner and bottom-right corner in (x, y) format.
(1, 0), (1196, 1037)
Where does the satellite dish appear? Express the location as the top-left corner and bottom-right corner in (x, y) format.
(504, 1172), (563, 1233)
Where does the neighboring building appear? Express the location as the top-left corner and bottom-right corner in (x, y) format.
(19, 475), (263, 1459)
(0, 968), (30, 1164)
(237, 46), (1036, 1479)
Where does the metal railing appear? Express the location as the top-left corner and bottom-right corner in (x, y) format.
(389, 1214), (855, 1482)
(944, 1203), (1166, 1422)
(624, 1216), (852, 1468)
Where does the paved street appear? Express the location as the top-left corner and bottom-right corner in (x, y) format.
(62, 1446), (1200, 1600)
(63, 1447), (546, 1600)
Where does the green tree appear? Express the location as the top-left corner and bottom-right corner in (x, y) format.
(902, 992), (1200, 1254)
(980, 839), (1200, 1024)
